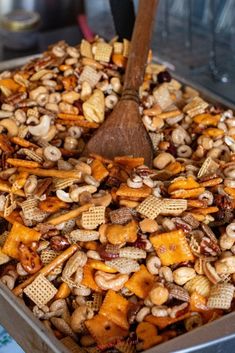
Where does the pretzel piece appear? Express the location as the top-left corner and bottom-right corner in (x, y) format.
(47, 204), (92, 225)
(99, 290), (129, 330)
(18, 167), (82, 179)
(6, 158), (41, 168)
(13, 244), (79, 296)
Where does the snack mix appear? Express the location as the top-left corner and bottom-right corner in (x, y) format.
(0, 36), (235, 353)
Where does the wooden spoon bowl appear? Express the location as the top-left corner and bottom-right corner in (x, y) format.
(83, 0), (158, 167)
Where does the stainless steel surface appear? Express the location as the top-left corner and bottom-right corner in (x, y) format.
(0, 282), (70, 353)
(0, 54), (235, 353)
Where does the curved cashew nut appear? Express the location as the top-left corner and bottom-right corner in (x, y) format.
(41, 125), (58, 142)
(92, 192), (112, 207)
(56, 189), (73, 203)
(94, 270), (129, 291)
(1, 275), (15, 290)
(0, 118), (18, 136)
(70, 185), (97, 202)
(28, 115), (51, 137)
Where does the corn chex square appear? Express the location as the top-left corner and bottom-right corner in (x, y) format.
(81, 206), (106, 230)
(80, 39), (93, 58)
(197, 157), (219, 178)
(24, 274), (57, 308)
(123, 39), (130, 57)
(79, 66), (102, 88)
(94, 42), (112, 62)
(113, 42), (123, 54)
(183, 96), (209, 117)
(136, 195), (165, 219)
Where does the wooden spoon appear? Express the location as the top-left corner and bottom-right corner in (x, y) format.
(83, 0), (158, 167)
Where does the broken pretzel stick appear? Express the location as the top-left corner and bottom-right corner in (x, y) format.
(47, 203), (93, 225)
(11, 136), (38, 148)
(18, 167), (82, 179)
(7, 158), (41, 169)
(13, 244), (79, 296)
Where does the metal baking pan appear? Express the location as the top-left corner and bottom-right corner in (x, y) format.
(0, 54), (235, 353)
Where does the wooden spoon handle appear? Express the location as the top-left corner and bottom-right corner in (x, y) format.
(122, 0), (158, 99)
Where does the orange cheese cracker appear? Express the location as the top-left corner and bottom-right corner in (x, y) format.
(99, 290), (129, 330)
(85, 314), (128, 345)
(150, 229), (194, 266)
(91, 159), (109, 182)
(125, 265), (155, 299)
(116, 184), (151, 198)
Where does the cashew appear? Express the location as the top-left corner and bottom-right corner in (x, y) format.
(70, 185), (97, 202)
(28, 115), (51, 137)
(95, 271), (129, 291)
(136, 307), (151, 322)
(84, 174), (100, 188)
(1, 274), (16, 290)
(0, 118), (18, 136)
(16, 262), (28, 276)
(151, 305), (168, 317)
(70, 305), (94, 333)
(40, 125), (57, 142)
(92, 191), (112, 207)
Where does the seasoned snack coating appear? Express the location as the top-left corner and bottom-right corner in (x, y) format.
(0, 37), (235, 353)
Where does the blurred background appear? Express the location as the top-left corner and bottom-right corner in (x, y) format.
(0, 0), (234, 105)
(0, 1), (234, 350)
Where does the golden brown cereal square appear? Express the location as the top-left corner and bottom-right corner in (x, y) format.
(95, 43), (113, 62)
(81, 206), (106, 230)
(24, 274), (57, 308)
(80, 39), (93, 58)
